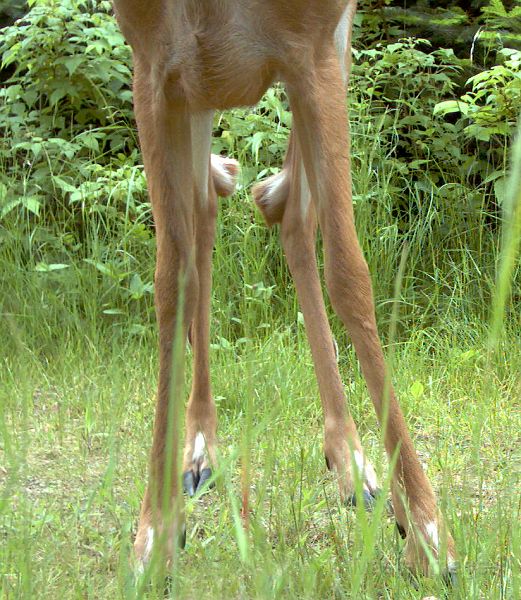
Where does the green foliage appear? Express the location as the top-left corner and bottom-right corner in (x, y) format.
(435, 48), (521, 143)
(352, 39), (520, 221)
(0, 0), (135, 205)
(434, 47), (520, 207)
(480, 0), (521, 46)
(352, 40), (463, 177)
(0, 0), (519, 348)
(0, 0), (154, 328)
(1, 3), (520, 597)
(1, 326), (521, 597)
(356, 0), (521, 60)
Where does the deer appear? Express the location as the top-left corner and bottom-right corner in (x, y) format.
(112, 0), (456, 581)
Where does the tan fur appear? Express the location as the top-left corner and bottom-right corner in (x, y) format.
(113, 0), (455, 574)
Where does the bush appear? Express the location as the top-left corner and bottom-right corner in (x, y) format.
(351, 39), (521, 222)
(0, 0), (519, 346)
(0, 0), (135, 214)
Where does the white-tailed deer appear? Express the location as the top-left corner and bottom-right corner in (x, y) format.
(113, 0), (456, 579)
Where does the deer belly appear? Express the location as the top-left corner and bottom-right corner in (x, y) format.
(184, 53), (274, 110)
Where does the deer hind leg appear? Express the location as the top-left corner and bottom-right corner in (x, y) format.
(182, 112), (239, 496)
(252, 2), (356, 229)
(132, 62), (198, 567)
(286, 52), (456, 576)
(273, 131), (379, 506)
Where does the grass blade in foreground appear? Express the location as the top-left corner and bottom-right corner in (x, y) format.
(489, 121), (521, 346)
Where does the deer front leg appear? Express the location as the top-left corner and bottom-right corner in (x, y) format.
(132, 63), (197, 569)
(182, 113), (239, 497)
(286, 50), (456, 578)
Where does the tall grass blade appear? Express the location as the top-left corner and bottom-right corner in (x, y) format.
(489, 122), (521, 347)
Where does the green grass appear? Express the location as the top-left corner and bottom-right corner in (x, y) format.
(1, 139), (520, 599)
(1, 147), (520, 597)
(0, 85), (520, 600)
(1, 311), (520, 598)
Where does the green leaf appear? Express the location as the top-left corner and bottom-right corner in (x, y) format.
(78, 133), (100, 153)
(52, 176), (77, 194)
(35, 263), (70, 272)
(0, 198), (22, 219)
(84, 259), (116, 278)
(433, 100), (468, 116)
(22, 196), (41, 216)
(62, 55), (84, 76)
(49, 87), (67, 107)
(409, 381), (424, 400)
(494, 177), (507, 206)
(129, 273), (144, 298)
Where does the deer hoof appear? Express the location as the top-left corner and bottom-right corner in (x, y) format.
(345, 488), (381, 511)
(443, 564), (458, 587)
(395, 520), (407, 539)
(183, 468), (214, 497)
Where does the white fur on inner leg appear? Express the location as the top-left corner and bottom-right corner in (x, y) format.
(192, 431), (206, 464)
(425, 521), (439, 550)
(332, 336), (339, 363)
(334, 2), (355, 84)
(143, 526), (154, 563)
(425, 520), (457, 568)
(299, 163), (311, 222)
(353, 449), (378, 492)
(211, 154), (238, 194)
(191, 111), (214, 208)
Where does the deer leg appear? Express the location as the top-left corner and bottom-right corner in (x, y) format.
(286, 52), (456, 576)
(261, 131), (377, 506)
(132, 61), (197, 568)
(182, 113), (239, 496)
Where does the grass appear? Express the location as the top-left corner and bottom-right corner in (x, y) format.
(1, 170), (520, 598)
(0, 60), (520, 599)
(1, 321), (520, 598)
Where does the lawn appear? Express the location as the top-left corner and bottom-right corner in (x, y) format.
(1, 303), (520, 598)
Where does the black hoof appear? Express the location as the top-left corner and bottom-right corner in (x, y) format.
(182, 468), (214, 497)
(443, 565), (457, 588)
(395, 521), (407, 539)
(183, 471), (197, 497)
(346, 489), (380, 511)
(196, 467), (213, 492)
(180, 523), (186, 549)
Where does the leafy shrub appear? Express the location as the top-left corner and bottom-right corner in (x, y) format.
(352, 39), (463, 171)
(434, 47), (521, 206)
(350, 39), (481, 243)
(435, 48), (521, 143)
(0, 0), (519, 346)
(0, 0), (135, 215)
